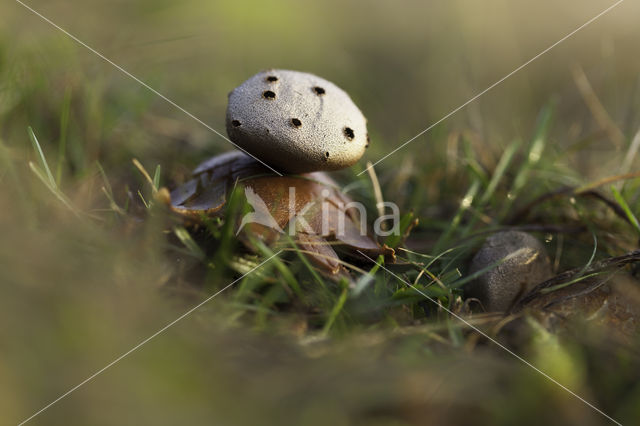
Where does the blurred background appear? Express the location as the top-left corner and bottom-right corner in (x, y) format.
(1, 0), (639, 425)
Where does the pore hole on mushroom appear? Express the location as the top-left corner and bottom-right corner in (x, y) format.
(262, 90), (276, 100)
(325, 151), (330, 158)
(343, 127), (355, 141)
(313, 86), (325, 95)
(291, 118), (302, 127)
(231, 120), (241, 127)
(266, 76), (278, 82)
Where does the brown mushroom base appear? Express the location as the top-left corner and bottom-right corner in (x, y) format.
(167, 150), (395, 277)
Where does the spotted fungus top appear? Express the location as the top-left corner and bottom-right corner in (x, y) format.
(226, 69), (369, 173)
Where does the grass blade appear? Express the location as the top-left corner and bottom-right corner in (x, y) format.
(132, 158), (158, 193)
(611, 185), (640, 236)
(499, 103), (554, 219)
(29, 161), (79, 216)
(153, 164), (162, 191)
(285, 235), (327, 290)
(352, 254), (383, 298)
(480, 140), (520, 205)
(174, 226), (205, 261)
(254, 240), (302, 298)
(28, 127), (56, 188)
(432, 179), (480, 254)
(323, 284), (349, 334)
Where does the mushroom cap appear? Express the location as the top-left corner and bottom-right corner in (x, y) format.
(226, 69), (368, 173)
(466, 231), (553, 312)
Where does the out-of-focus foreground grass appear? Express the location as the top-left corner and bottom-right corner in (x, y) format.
(2, 1), (640, 425)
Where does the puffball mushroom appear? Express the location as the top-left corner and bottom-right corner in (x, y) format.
(166, 69), (390, 277)
(226, 69), (369, 173)
(466, 231), (553, 312)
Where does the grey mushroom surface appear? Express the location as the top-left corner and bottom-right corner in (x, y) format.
(466, 231), (553, 312)
(226, 69), (368, 173)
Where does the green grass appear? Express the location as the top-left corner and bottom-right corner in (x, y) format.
(7, 73), (640, 425)
(2, 2), (640, 425)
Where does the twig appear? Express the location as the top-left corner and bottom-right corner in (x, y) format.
(512, 249), (640, 312)
(508, 187), (632, 225)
